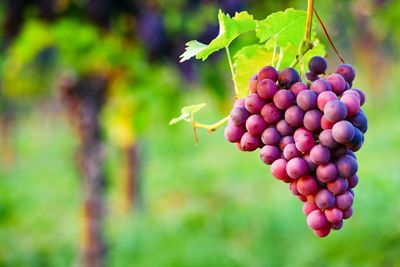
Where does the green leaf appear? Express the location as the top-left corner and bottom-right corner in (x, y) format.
(179, 10), (257, 62)
(169, 103), (207, 125)
(256, 9), (308, 48)
(233, 45), (274, 98)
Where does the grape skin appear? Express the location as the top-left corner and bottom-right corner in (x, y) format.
(317, 91), (337, 111)
(246, 115), (267, 136)
(230, 107), (250, 126)
(257, 79), (278, 100)
(308, 56), (327, 74)
(332, 120), (355, 144)
(224, 123), (245, 143)
(324, 100), (348, 123)
(278, 68), (300, 88)
(245, 93), (265, 114)
(273, 89), (295, 110)
(240, 132), (260, 151)
(290, 82), (308, 97)
(303, 109), (322, 131)
(258, 66), (279, 82)
(315, 189), (336, 209)
(310, 79), (332, 95)
(297, 90), (317, 111)
(261, 103), (282, 124)
(285, 105), (305, 127)
(336, 64), (356, 83)
(260, 145), (281, 165)
(261, 127), (281, 146)
(327, 73), (346, 95)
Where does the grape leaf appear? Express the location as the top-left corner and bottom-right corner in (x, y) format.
(169, 103), (207, 125)
(233, 45), (274, 98)
(256, 9), (309, 48)
(179, 10), (256, 62)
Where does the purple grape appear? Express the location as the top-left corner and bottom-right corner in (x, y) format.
(303, 154), (317, 172)
(297, 90), (317, 111)
(230, 107), (250, 126)
(306, 71), (319, 82)
(315, 189), (336, 209)
(331, 145), (349, 158)
(246, 114), (267, 136)
(258, 66), (279, 82)
(307, 210), (329, 230)
(317, 91), (337, 111)
(279, 135), (295, 150)
(353, 88), (366, 106)
(321, 115), (335, 130)
(325, 208), (343, 224)
(286, 157), (308, 179)
(261, 103), (281, 124)
(240, 132), (260, 151)
(276, 119), (294, 136)
(273, 89), (294, 110)
(278, 67), (300, 88)
(337, 155), (358, 178)
(310, 144), (331, 165)
(261, 127), (281, 145)
(271, 158), (290, 181)
(319, 129), (340, 149)
(347, 128), (364, 152)
(346, 150), (357, 159)
(308, 56), (328, 74)
(290, 82), (308, 97)
(347, 174), (359, 189)
(327, 73), (346, 95)
(332, 120), (355, 144)
(245, 93), (265, 114)
(336, 191), (354, 210)
(350, 111), (368, 133)
(340, 94), (360, 117)
(257, 79), (278, 100)
(327, 177), (348, 195)
(260, 145), (281, 165)
(303, 201), (318, 215)
(303, 109), (322, 131)
(285, 105), (305, 127)
(294, 129), (315, 152)
(283, 143), (301, 160)
(342, 207), (353, 219)
(331, 220), (343, 230)
(316, 163), (337, 183)
(310, 79), (332, 95)
(297, 175), (318, 195)
(224, 123), (245, 143)
(313, 228), (331, 238)
(290, 180), (300, 196)
(324, 100), (348, 123)
(249, 75), (258, 93)
(336, 64), (356, 83)
(234, 98), (245, 108)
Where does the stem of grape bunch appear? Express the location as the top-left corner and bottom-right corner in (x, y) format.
(189, 115), (230, 144)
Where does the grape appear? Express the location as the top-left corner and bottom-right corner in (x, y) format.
(331, 220), (343, 230)
(294, 128), (309, 140)
(353, 89), (366, 106)
(336, 191), (354, 210)
(337, 155), (358, 178)
(321, 115), (335, 130)
(298, 194), (308, 202)
(297, 90), (317, 111)
(240, 132), (260, 151)
(332, 120), (355, 144)
(307, 210), (328, 230)
(278, 68), (300, 88)
(327, 177), (348, 195)
(340, 94), (360, 117)
(234, 98), (245, 108)
(303, 201), (318, 215)
(336, 64), (356, 83)
(343, 89), (361, 101)
(303, 154), (317, 172)
(310, 144), (330, 165)
(224, 123), (245, 143)
(306, 72), (319, 82)
(283, 143), (301, 160)
(246, 115), (267, 136)
(308, 56), (328, 74)
(324, 100), (348, 123)
(310, 79), (332, 95)
(297, 175), (318, 195)
(258, 66), (279, 82)
(325, 208), (343, 224)
(245, 93), (265, 114)
(257, 79), (278, 100)
(260, 145), (281, 165)
(315, 189), (336, 209)
(285, 105), (305, 127)
(347, 128), (364, 152)
(346, 150), (357, 159)
(273, 89), (294, 110)
(347, 174), (359, 189)
(313, 228), (331, 237)
(261, 103), (282, 124)
(249, 75), (258, 93)
(342, 207), (353, 219)
(261, 127), (281, 145)
(290, 180), (300, 196)
(276, 119), (294, 136)
(279, 135), (295, 150)
(350, 111), (368, 133)
(331, 145), (349, 158)
(290, 82), (308, 97)
(327, 73), (346, 95)
(316, 163), (337, 183)
(303, 109), (322, 131)
(286, 157), (308, 179)
(294, 129), (315, 152)
(271, 158), (290, 181)
(230, 107), (250, 126)
(319, 129), (340, 149)
(317, 91), (337, 111)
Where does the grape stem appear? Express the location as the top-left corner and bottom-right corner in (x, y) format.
(225, 47), (239, 97)
(184, 115), (230, 144)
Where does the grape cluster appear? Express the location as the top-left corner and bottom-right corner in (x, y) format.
(224, 56), (367, 237)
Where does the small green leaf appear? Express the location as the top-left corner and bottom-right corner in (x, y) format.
(169, 113), (190, 125)
(233, 45), (274, 98)
(169, 103), (207, 125)
(179, 10), (257, 62)
(256, 9), (308, 48)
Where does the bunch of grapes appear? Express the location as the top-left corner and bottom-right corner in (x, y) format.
(224, 56), (367, 237)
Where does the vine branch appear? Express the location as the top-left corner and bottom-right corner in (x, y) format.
(185, 115), (230, 144)
(225, 47), (239, 97)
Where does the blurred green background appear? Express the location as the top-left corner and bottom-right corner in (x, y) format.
(0, 0), (400, 266)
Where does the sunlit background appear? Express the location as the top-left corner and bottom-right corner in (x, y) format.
(0, 0), (399, 266)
